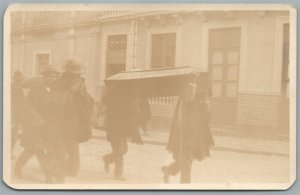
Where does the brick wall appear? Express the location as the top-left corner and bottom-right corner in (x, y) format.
(236, 92), (280, 127)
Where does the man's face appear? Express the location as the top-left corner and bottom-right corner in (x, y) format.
(44, 72), (59, 85)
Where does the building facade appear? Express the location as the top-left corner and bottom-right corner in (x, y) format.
(10, 10), (290, 136)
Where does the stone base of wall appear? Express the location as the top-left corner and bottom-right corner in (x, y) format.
(94, 91), (288, 138)
(236, 124), (289, 141)
(236, 92), (280, 128)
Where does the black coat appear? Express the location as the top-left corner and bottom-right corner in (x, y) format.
(102, 86), (143, 144)
(11, 82), (43, 149)
(47, 74), (94, 143)
(167, 92), (214, 161)
(12, 83), (41, 127)
(27, 81), (53, 120)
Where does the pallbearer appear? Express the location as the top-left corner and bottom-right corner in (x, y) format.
(101, 83), (143, 180)
(162, 72), (214, 183)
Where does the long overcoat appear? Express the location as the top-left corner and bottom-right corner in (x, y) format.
(11, 82), (43, 149)
(43, 74), (94, 177)
(47, 74), (94, 143)
(20, 81), (53, 149)
(11, 83), (41, 127)
(102, 85), (143, 144)
(166, 87), (214, 161)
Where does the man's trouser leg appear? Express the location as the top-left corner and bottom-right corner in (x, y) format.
(103, 141), (116, 164)
(48, 138), (68, 183)
(179, 152), (193, 183)
(112, 138), (127, 177)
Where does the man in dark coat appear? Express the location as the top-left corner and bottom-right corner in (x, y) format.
(102, 83), (143, 180)
(13, 66), (59, 182)
(46, 59), (94, 183)
(161, 72), (214, 183)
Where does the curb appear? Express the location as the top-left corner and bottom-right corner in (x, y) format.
(91, 134), (289, 158)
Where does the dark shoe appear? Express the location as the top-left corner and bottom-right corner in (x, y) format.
(161, 166), (170, 183)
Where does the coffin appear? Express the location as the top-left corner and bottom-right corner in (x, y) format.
(104, 66), (208, 98)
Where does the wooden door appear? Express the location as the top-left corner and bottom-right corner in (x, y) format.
(209, 28), (241, 125)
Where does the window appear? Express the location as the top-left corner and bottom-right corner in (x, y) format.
(208, 27), (241, 125)
(209, 28), (241, 99)
(35, 53), (50, 75)
(151, 33), (176, 68)
(106, 34), (127, 77)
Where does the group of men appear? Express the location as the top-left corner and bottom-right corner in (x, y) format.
(100, 72), (214, 183)
(11, 60), (214, 184)
(11, 59), (94, 183)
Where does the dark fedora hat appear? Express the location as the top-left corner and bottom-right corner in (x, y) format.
(63, 58), (85, 74)
(41, 65), (59, 75)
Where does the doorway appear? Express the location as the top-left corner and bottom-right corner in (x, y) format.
(208, 27), (241, 125)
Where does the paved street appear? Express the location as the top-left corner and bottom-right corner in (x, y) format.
(11, 131), (290, 185)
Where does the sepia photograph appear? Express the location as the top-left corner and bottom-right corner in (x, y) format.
(2, 4), (297, 190)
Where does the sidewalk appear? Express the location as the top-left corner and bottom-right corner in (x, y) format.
(92, 128), (290, 157)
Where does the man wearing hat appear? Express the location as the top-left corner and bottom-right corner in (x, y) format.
(46, 59), (93, 183)
(14, 65), (60, 182)
(161, 72), (214, 184)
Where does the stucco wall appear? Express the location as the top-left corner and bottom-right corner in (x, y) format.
(74, 35), (99, 96)
(180, 15), (203, 69)
(11, 42), (24, 73)
(245, 16), (277, 92)
(10, 11), (289, 100)
(22, 38), (69, 77)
